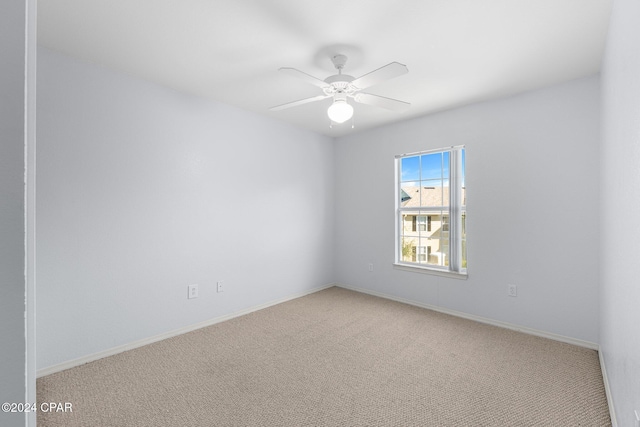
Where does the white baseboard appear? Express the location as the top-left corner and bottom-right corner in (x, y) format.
(598, 349), (618, 427)
(336, 283), (599, 350)
(37, 283), (336, 378)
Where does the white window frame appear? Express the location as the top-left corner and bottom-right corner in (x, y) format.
(394, 146), (467, 278)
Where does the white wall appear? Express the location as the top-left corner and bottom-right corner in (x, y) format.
(36, 48), (334, 370)
(334, 76), (601, 344)
(600, 0), (640, 424)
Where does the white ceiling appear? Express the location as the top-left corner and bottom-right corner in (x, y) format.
(37, 0), (612, 137)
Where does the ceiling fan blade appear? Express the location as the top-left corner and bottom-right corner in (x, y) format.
(351, 62), (408, 90)
(269, 94), (330, 111)
(279, 67), (329, 89)
(353, 93), (411, 111)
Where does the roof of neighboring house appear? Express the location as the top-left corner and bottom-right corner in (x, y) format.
(400, 186), (466, 208)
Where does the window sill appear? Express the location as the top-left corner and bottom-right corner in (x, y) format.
(392, 263), (468, 280)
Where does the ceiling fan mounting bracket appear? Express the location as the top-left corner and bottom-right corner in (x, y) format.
(331, 54), (348, 71)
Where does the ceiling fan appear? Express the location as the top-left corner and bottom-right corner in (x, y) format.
(270, 54), (410, 125)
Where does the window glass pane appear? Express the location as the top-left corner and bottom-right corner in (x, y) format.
(461, 212), (466, 238)
(400, 210), (447, 267)
(401, 236), (419, 263)
(461, 149), (466, 188)
(430, 210), (449, 267)
(462, 240), (467, 269)
(402, 239), (438, 265)
(462, 212), (467, 269)
(420, 152), (442, 180)
(425, 236), (449, 266)
(400, 156), (420, 182)
(420, 179), (441, 190)
(443, 151), (450, 180)
(412, 183), (444, 208)
(399, 188), (411, 205)
(440, 241), (450, 267)
(400, 184), (420, 207)
(401, 213), (417, 235)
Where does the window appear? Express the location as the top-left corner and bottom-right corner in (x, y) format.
(395, 146), (466, 275)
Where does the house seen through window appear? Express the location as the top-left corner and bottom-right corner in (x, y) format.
(396, 146), (466, 274)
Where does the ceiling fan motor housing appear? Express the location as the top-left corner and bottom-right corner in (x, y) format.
(323, 75), (357, 96)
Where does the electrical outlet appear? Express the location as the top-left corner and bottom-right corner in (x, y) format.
(368, 263), (374, 272)
(507, 284), (517, 297)
(188, 284), (198, 299)
(217, 281), (224, 293)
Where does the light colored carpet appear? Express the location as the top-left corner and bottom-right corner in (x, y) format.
(37, 287), (611, 426)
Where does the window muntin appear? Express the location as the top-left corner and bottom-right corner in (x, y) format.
(396, 147), (466, 274)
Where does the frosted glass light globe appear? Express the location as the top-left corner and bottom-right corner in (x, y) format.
(327, 100), (353, 123)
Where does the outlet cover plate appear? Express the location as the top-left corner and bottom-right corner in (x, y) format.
(508, 284), (517, 297)
(217, 281), (224, 293)
(188, 284), (198, 299)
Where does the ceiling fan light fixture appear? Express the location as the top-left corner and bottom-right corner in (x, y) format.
(327, 99), (353, 123)
(271, 54), (410, 128)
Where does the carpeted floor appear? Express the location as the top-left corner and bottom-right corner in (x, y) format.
(37, 287), (611, 426)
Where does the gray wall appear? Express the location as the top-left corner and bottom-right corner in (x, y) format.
(1, 1), (36, 426)
(0, 10), (27, 425)
(36, 48), (335, 370)
(334, 76), (601, 344)
(600, 0), (640, 424)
